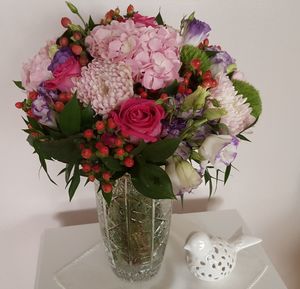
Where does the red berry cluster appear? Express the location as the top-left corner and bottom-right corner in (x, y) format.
(79, 118), (136, 193)
(201, 70), (218, 89)
(58, 18), (89, 67)
(177, 71), (193, 95)
(15, 90), (39, 119)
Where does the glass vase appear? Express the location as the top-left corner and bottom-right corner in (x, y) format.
(95, 174), (172, 282)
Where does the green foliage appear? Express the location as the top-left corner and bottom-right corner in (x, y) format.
(224, 164), (232, 184)
(203, 108), (227, 121)
(88, 16), (96, 30)
(13, 80), (25, 90)
(182, 86), (210, 111)
(68, 164), (80, 201)
(65, 1), (78, 14)
(237, 134), (251, 142)
(162, 80), (179, 95)
(155, 11), (164, 25)
(181, 45), (211, 72)
(102, 157), (123, 173)
(232, 79), (262, 119)
(32, 136), (81, 163)
(140, 138), (181, 163)
(102, 190), (112, 205)
(80, 105), (94, 130)
(58, 96), (81, 136)
(204, 170), (213, 197)
(132, 163), (175, 199)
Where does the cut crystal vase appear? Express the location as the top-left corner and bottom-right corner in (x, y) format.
(95, 174), (172, 282)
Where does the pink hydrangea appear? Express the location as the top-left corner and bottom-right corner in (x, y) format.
(21, 41), (54, 91)
(85, 19), (182, 90)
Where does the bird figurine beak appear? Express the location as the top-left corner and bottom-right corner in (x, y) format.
(184, 244), (191, 251)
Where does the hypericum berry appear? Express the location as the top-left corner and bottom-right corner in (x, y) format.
(184, 71), (192, 79)
(73, 31), (82, 41)
(58, 92), (71, 103)
(95, 120), (105, 132)
(177, 84), (186, 94)
(203, 38), (209, 46)
(81, 163), (92, 173)
(95, 141), (103, 150)
(83, 129), (94, 140)
(92, 164), (101, 173)
(54, 101), (64, 112)
(59, 37), (69, 47)
(191, 58), (201, 70)
(124, 144), (134, 152)
(30, 132), (40, 138)
(114, 137), (123, 147)
(15, 102), (23, 109)
(88, 175), (96, 182)
(185, 88), (193, 95)
(124, 157), (134, 168)
(61, 17), (72, 28)
(202, 79), (212, 89)
(27, 109), (34, 118)
(102, 183), (113, 193)
(202, 70), (212, 80)
(127, 4), (134, 15)
(79, 54), (89, 66)
(98, 145), (109, 157)
(114, 7), (120, 15)
(115, 148), (125, 157)
(28, 91), (38, 101)
(102, 171), (111, 181)
(71, 44), (83, 56)
(140, 91), (148, 98)
(183, 78), (190, 85)
(210, 79), (218, 88)
(160, 93), (169, 102)
(81, 148), (93, 159)
(107, 118), (117, 129)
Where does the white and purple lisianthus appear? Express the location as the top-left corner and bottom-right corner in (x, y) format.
(31, 95), (56, 127)
(182, 16), (211, 46)
(199, 135), (239, 170)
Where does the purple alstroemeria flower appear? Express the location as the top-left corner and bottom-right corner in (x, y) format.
(31, 95), (56, 127)
(182, 18), (211, 46)
(207, 46), (236, 75)
(48, 47), (73, 72)
(161, 118), (187, 138)
(37, 82), (59, 101)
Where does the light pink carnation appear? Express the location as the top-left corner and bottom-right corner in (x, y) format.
(72, 60), (134, 115)
(85, 19), (182, 90)
(21, 41), (54, 91)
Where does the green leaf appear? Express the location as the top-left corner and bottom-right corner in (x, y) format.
(65, 163), (74, 183)
(232, 79), (262, 119)
(237, 134), (251, 142)
(58, 96), (81, 136)
(155, 11), (164, 25)
(88, 16), (96, 29)
(66, 1), (78, 14)
(34, 136), (81, 163)
(102, 191), (112, 205)
(68, 164), (80, 201)
(58, 167), (67, 176)
(140, 138), (181, 163)
(102, 157), (122, 173)
(204, 170), (213, 197)
(13, 80), (25, 90)
(203, 108), (227, 121)
(27, 117), (43, 132)
(181, 45), (211, 72)
(131, 141), (146, 156)
(38, 154), (57, 185)
(162, 80), (179, 95)
(182, 86), (210, 111)
(81, 105), (94, 130)
(224, 164), (231, 185)
(131, 164), (175, 199)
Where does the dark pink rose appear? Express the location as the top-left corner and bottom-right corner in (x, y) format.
(132, 13), (157, 27)
(44, 57), (81, 91)
(111, 98), (165, 143)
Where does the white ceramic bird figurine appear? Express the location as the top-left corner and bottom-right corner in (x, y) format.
(184, 231), (262, 281)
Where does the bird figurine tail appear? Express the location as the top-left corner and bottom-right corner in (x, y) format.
(229, 228), (262, 252)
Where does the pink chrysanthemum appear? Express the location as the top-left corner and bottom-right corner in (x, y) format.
(85, 19), (182, 90)
(72, 60), (134, 115)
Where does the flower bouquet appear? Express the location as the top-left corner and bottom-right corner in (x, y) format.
(15, 2), (261, 281)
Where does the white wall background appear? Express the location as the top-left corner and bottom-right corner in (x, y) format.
(0, 0), (299, 288)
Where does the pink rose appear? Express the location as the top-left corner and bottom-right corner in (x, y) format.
(111, 98), (165, 143)
(44, 57), (81, 91)
(133, 13), (157, 27)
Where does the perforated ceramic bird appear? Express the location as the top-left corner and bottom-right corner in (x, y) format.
(184, 231), (262, 281)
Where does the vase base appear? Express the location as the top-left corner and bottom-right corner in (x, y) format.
(111, 264), (161, 282)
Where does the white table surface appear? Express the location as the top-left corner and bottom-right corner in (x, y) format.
(34, 210), (287, 289)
